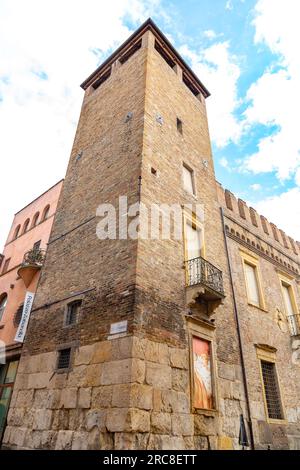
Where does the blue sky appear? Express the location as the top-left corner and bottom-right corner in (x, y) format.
(0, 0), (300, 247)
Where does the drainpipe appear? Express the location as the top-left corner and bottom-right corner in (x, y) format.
(220, 207), (255, 450)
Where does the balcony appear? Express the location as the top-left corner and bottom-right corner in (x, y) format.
(185, 256), (225, 313)
(287, 314), (300, 336)
(17, 249), (46, 287)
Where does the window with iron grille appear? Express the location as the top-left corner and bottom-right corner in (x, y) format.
(261, 360), (283, 420)
(57, 348), (71, 370)
(66, 300), (81, 326)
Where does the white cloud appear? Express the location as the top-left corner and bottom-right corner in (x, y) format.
(243, 0), (300, 183)
(226, 0), (233, 10)
(250, 183), (261, 191)
(251, 188), (300, 240)
(0, 0), (162, 249)
(203, 30), (217, 39)
(179, 42), (242, 148)
(220, 157), (229, 168)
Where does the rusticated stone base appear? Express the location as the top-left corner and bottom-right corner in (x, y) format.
(3, 335), (238, 450)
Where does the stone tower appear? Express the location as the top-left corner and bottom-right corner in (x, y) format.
(4, 19), (247, 450)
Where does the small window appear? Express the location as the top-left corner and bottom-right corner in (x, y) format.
(33, 240), (41, 251)
(65, 300), (81, 326)
(13, 225), (21, 239)
(151, 167), (157, 176)
(13, 304), (24, 327)
(261, 360), (283, 420)
(281, 281), (299, 335)
(0, 294), (8, 322)
(57, 348), (71, 370)
(2, 258), (11, 275)
(244, 262), (260, 306)
(22, 219), (30, 234)
(177, 118), (183, 134)
(183, 164), (195, 195)
(41, 205), (50, 221)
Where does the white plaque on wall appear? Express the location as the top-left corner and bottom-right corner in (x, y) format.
(110, 320), (128, 335)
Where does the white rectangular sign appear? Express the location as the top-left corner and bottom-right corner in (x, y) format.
(14, 291), (35, 343)
(110, 320), (128, 335)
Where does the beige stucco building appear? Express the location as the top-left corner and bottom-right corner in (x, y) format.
(1, 19), (300, 450)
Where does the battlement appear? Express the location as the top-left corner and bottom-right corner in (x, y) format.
(217, 182), (300, 260)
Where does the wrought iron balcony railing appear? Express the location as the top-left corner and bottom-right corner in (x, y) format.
(185, 256), (225, 298)
(22, 248), (46, 267)
(287, 314), (300, 336)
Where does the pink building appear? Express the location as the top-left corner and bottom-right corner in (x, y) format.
(0, 180), (63, 442)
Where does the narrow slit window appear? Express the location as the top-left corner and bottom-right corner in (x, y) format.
(0, 294), (8, 322)
(261, 360), (283, 420)
(177, 118), (183, 134)
(33, 240), (41, 251)
(14, 303), (24, 327)
(57, 348), (71, 370)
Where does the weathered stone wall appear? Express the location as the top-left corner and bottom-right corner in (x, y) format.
(3, 335), (244, 450)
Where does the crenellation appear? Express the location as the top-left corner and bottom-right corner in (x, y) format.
(238, 199), (247, 220)
(218, 184), (300, 263)
(249, 207), (258, 227)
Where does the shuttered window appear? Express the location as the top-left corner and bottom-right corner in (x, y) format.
(244, 262), (260, 306)
(183, 164), (195, 195)
(185, 222), (202, 260)
(282, 284), (295, 316)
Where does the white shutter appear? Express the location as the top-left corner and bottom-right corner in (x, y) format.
(245, 263), (260, 305)
(186, 222), (201, 260)
(282, 285), (295, 316)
